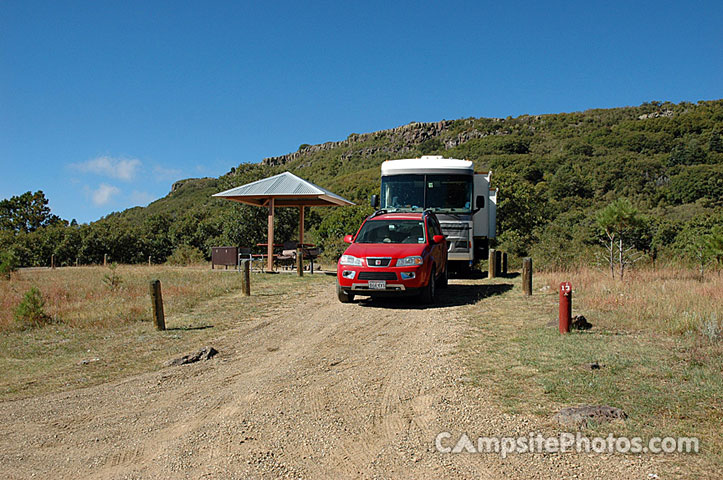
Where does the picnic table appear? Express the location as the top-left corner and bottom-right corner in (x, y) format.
(255, 243), (319, 272)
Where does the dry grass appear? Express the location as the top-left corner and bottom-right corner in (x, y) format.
(462, 266), (723, 477)
(1, 265), (244, 331)
(539, 266), (722, 338)
(0, 265), (332, 400)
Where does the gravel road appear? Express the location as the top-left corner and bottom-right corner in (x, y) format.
(0, 278), (660, 479)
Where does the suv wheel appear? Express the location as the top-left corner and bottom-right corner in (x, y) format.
(420, 266), (436, 304)
(438, 263), (448, 289)
(336, 282), (354, 303)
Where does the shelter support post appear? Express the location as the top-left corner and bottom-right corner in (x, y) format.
(267, 198), (275, 271)
(299, 206), (304, 245)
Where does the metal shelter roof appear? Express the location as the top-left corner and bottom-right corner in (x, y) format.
(212, 172), (355, 207)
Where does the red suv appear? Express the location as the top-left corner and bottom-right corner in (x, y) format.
(336, 211), (448, 303)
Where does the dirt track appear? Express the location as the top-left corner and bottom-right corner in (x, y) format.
(0, 278), (659, 479)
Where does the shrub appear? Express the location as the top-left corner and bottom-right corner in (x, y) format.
(0, 250), (19, 279)
(698, 312), (720, 344)
(102, 262), (124, 290)
(14, 286), (51, 329)
(166, 244), (206, 266)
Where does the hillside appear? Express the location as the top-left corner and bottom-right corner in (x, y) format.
(2, 100), (722, 268)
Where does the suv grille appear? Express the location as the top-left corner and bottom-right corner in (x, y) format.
(366, 257), (391, 267)
(358, 271), (397, 280)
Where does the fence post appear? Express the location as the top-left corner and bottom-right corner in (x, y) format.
(488, 249), (497, 279)
(51, 254), (55, 270)
(494, 250), (502, 277)
(75, 258), (79, 267)
(241, 259), (251, 296)
(522, 257), (532, 296)
(149, 279), (165, 331)
(148, 255), (152, 267)
(296, 248), (304, 277)
(502, 252), (508, 275)
(104, 254), (108, 267)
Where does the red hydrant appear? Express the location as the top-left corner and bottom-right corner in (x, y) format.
(559, 282), (572, 334)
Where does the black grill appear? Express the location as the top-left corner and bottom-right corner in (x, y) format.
(358, 271), (397, 280)
(441, 224), (470, 234)
(366, 257), (391, 267)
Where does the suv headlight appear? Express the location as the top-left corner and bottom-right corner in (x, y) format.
(339, 255), (363, 266)
(397, 256), (423, 266)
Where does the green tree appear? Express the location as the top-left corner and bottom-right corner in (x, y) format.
(709, 131), (723, 153)
(0, 191), (64, 233)
(677, 228), (714, 280)
(666, 165), (723, 205)
(596, 198), (645, 280)
(310, 205), (374, 254)
(0, 249), (19, 279)
(14, 286), (51, 329)
(707, 225), (723, 274)
(140, 214), (174, 263)
(494, 174), (547, 257)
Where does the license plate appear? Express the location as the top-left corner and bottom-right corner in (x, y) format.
(368, 280), (386, 290)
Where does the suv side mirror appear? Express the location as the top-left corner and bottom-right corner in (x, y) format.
(343, 234), (354, 244)
(370, 194), (379, 209)
(432, 234), (445, 244)
(476, 195), (485, 209)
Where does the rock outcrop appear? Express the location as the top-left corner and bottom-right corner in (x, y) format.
(261, 119), (506, 167)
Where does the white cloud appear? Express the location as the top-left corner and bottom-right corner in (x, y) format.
(71, 156), (141, 181)
(130, 190), (156, 206)
(92, 184), (120, 206)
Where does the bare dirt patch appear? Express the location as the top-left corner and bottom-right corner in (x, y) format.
(1, 276), (664, 479)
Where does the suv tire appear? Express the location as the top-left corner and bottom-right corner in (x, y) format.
(336, 282), (354, 303)
(438, 263), (448, 289)
(420, 266), (436, 304)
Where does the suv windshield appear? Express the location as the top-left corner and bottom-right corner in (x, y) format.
(355, 219), (426, 244)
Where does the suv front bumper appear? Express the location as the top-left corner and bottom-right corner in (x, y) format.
(337, 264), (429, 294)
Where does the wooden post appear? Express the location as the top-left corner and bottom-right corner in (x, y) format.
(494, 250), (502, 277)
(502, 252), (508, 275)
(148, 255), (152, 267)
(104, 254), (107, 267)
(297, 247), (303, 277)
(488, 249), (497, 279)
(149, 280), (165, 330)
(299, 206), (305, 246)
(267, 198), (275, 272)
(241, 260), (251, 296)
(522, 257), (532, 296)
(75, 258), (79, 267)
(51, 254), (55, 269)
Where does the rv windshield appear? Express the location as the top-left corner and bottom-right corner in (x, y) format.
(381, 174), (472, 213)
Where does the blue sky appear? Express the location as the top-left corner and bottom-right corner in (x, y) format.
(1, 1), (721, 223)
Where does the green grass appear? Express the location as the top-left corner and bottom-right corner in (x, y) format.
(462, 270), (723, 477)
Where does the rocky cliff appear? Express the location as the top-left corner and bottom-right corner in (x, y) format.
(260, 118), (509, 166)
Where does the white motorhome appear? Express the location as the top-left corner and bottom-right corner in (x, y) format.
(373, 155), (497, 268)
